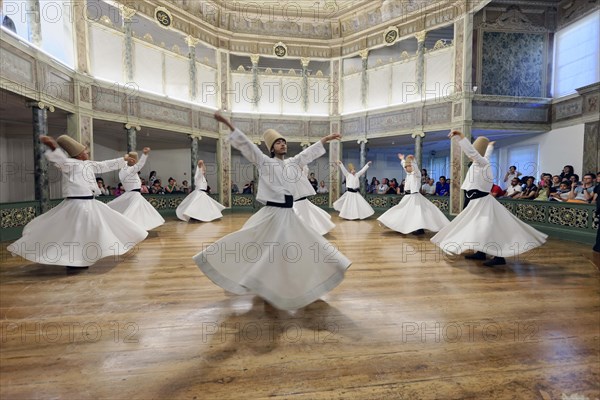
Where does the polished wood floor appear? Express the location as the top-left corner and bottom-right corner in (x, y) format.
(1, 213), (599, 400)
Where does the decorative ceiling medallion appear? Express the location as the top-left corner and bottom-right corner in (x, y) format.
(155, 7), (173, 28)
(273, 42), (288, 58)
(383, 26), (399, 46)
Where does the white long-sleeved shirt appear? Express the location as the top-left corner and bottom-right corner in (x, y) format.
(119, 154), (148, 192)
(45, 148), (126, 197)
(401, 160), (421, 193)
(296, 165), (317, 198)
(229, 128), (325, 204)
(194, 166), (208, 190)
(339, 163), (369, 190)
(458, 137), (494, 192)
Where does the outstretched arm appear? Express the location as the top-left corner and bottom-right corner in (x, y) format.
(356, 161), (372, 178)
(449, 130), (488, 166)
(214, 111), (265, 166)
(132, 147), (150, 173)
(337, 161), (349, 177)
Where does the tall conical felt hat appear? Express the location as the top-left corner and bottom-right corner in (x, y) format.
(473, 136), (489, 157)
(128, 151), (138, 161)
(263, 129), (286, 152)
(57, 135), (85, 157)
(347, 163), (355, 171)
(404, 155), (415, 166)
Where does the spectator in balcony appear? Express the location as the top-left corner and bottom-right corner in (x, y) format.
(435, 176), (450, 196)
(150, 179), (164, 194)
(503, 166), (522, 188)
(421, 168), (429, 184)
(308, 172), (319, 191)
(367, 177), (378, 194)
(559, 165), (575, 182)
(516, 176), (537, 200)
(549, 181), (571, 202)
(242, 181), (254, 194)
(421, 177), (436, 195)
(140, 178), (149, 194)
(164, 177), (178, 194)
(490, 184), (505, 198)
(377, 178), (389, 194)
(149, 171), (158, 186)
(231, 182), (239, 194)
(551, 175), (562, 188)
(569, 174), (581, 186)
(387, 179), (399, 195)
(317, 180), (328, 194)
(398, 178), (406, 194)
(113, 183), (124, 197)
(568, 173), (595, 203)
(180, 180), (190, 194)
(96, 177), (110, 196)
(504, 177), (522, 198)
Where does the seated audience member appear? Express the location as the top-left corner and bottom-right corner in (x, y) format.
(398, 179), (405, 194)
(180, 180), (190, 194)
(96, 178), (110, 196)
(516, 176), (538, 200)
(242, 181), (254, 194)
(421, 178), (436, 195)
(231, 182), (239, 194)
(568, 173), (595, 203)
(503, 165), (522, 188)
(368, 177), (378, 194)
(549, 181), (571, 202)
(165, 177), (178, 194)
(377, 178), (389, 194)
(421, 169), (429, 184)
(308, 172), (319, 191)
(114, 183), (124, 197)
(435, 176), (450, 196)
(149, 171), (158, 186)
(569, 174), (580, 186)
(534, 182), (551, 201)
(559, 165), (575, 182)
(505, 177), (522, 198)
(386, 179), (399, 195)
(551, 175), (562, 188)
(150, 180), (164, 194)
(317, 180), (329, 194)
(490, 184), (505, 198)
(140, 178), (149, 194)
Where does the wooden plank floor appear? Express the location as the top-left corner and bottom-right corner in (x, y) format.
(1, 213), (599, 400)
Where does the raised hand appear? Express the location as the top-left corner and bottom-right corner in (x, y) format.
(367, 161), (372, 166)
(321, 132), (342, 144)
(398, 153), (404, 160)
(214, 111), (234, 131)
(448, 130), (464, 139)
(143, 147), (151, 154)
(40, 135), (57, 150)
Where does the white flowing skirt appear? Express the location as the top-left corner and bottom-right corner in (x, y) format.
(8, 199), (148, 267)
(333, 191), (374, 220)
(176, 190), (226, 222)
(377, 193), (450, 234)
(107, 191), (165, 231)
(193, 206), (352, 310)
(293, 199), (335, 235)
(430, 195), (548, 257)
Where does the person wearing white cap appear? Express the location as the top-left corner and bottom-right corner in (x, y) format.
(176, 159), (226, 222)
(193, 112), (351, 310)
(333, 160), (375, 220)
(291, 164), (335, 235)
(8, 135), (148, 268)
(431, 131), (547, 267)
(378, 153), (449, 235)
(107, 147), (165, 231)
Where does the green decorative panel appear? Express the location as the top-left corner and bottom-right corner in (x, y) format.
(309, 194), (329, 207)
(593, 210), (599, 230)
(147, 197), (168, 210)
(516, 203), (546, 223)
(548, 206), (589, 229)
(232, 194), (254, 207)
(502, 202), (515, 213)
(389, 196), (402, 207)
(429, 197), (449, 212)
(168, 197), (184, 208)
(367, 195), (389, 208)
(1, 206), (37, 228)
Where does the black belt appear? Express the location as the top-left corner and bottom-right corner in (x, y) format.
(294, 196), (309, 202)
(200, 189), (209, 193)
(347, 188), (359, 193)
(404, 190), (416, 195)
(465, 190), (489, 200)
(130, 189), (141, 192)
(266, 195), (293, 208)
(67, 196), (94, 200)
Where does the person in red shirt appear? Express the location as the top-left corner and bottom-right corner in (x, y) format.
(490, 184), (505, 198)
